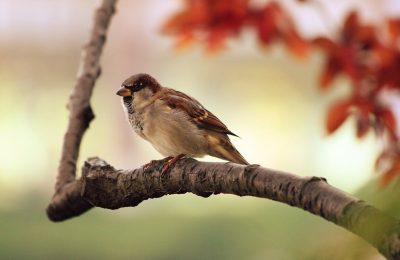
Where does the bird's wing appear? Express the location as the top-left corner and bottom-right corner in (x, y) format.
(159, 88), (239, 137)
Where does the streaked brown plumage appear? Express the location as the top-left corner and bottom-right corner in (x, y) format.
(116, 73), (249, 169)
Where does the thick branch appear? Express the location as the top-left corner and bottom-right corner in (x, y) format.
(78, 158), (400, 259)
(47, 0), (118, 219)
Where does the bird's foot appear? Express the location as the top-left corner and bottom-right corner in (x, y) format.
(142, 157), (171, 170)
(161, 154), (185, 174)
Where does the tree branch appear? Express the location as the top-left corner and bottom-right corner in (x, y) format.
(50, 157), (400, 259)
(47, 0), (118, 219)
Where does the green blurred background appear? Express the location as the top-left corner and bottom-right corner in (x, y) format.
(1, 0), (400, 259)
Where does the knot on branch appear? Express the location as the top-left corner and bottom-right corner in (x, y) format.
(305, 176), (327, 184)
(83, 157), (114, 174)
(81, 158), (146, 209)
(81, 104), (95, 124)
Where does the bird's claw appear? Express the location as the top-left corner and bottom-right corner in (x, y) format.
(161, 154), (185, 175)
(142, 159), (160, 170)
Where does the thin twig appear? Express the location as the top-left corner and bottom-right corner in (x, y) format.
(47, 0), (118, 218)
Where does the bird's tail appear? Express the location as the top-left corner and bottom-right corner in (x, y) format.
(209, 135), (249, 165)
(222, 146), (249, 165)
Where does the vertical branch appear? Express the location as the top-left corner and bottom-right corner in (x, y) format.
(47, 0), (118, 220)
(56, 0), (118, 191)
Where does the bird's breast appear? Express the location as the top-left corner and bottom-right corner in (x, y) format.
(122, 96), (146, 138)
(123, 97), (208, 157)
(141, 102), (208, 157)
(128, 111), (144, 134)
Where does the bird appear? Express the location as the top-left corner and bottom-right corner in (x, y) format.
(116, 73), (249, 173)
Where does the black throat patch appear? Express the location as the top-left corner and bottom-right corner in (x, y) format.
(123, 96), (134, 114)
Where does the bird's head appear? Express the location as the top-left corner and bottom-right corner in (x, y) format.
(116, 73), (161, 100)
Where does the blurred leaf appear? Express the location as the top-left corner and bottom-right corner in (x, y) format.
(356, 113), (370, 139)
(319, 57), (341, 89)
(326, 100), (351, 134)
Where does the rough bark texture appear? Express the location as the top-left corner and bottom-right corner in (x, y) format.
(52, 157), (398, 259)
(46, 0), (400, 259)
(47, 0), (118, 219)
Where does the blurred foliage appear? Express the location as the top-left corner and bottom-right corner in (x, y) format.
(164, 0), (400, 184)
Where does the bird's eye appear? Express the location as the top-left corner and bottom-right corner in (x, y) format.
(130, 82), (144, 92)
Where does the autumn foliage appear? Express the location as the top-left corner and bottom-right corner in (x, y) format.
(163, 0), (400, 185)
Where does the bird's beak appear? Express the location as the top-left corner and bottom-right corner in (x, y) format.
(116, 87), (132, 97)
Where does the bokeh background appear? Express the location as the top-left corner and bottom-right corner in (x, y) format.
(1, 0), (400, 259)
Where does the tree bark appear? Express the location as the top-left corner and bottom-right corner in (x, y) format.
(47, 0), (118, 219)
(48, 157), (400, 259)
(46, 0), (400, 259)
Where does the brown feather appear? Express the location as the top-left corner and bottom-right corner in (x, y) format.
(206, 133), (249, 165)
(159, 88), (239, 137)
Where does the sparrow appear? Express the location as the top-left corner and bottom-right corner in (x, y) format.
(116, 73), (249, 172)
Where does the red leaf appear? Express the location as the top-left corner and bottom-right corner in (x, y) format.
(312, 37), (337, 52)
(162, 0), (249, 51)
(343, 11), (359, 43)
(381, 108), (397, 139)
(356, 114), (370, 138)
(378, 53), (400, 88)
(162, 1), (209, 34)
(320, 57), (341, 89)
(326, 100), (351, 134)
(388, 19), (400, 45)
(256, 3), (280, 45)
(284, 28), (309, 58)
(206, 28), (228, 52)
(340, 48), (358, 81)
(174, 33), (195, 50)
(354, 101), (373, 138)
(375, 45), (394, 67)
